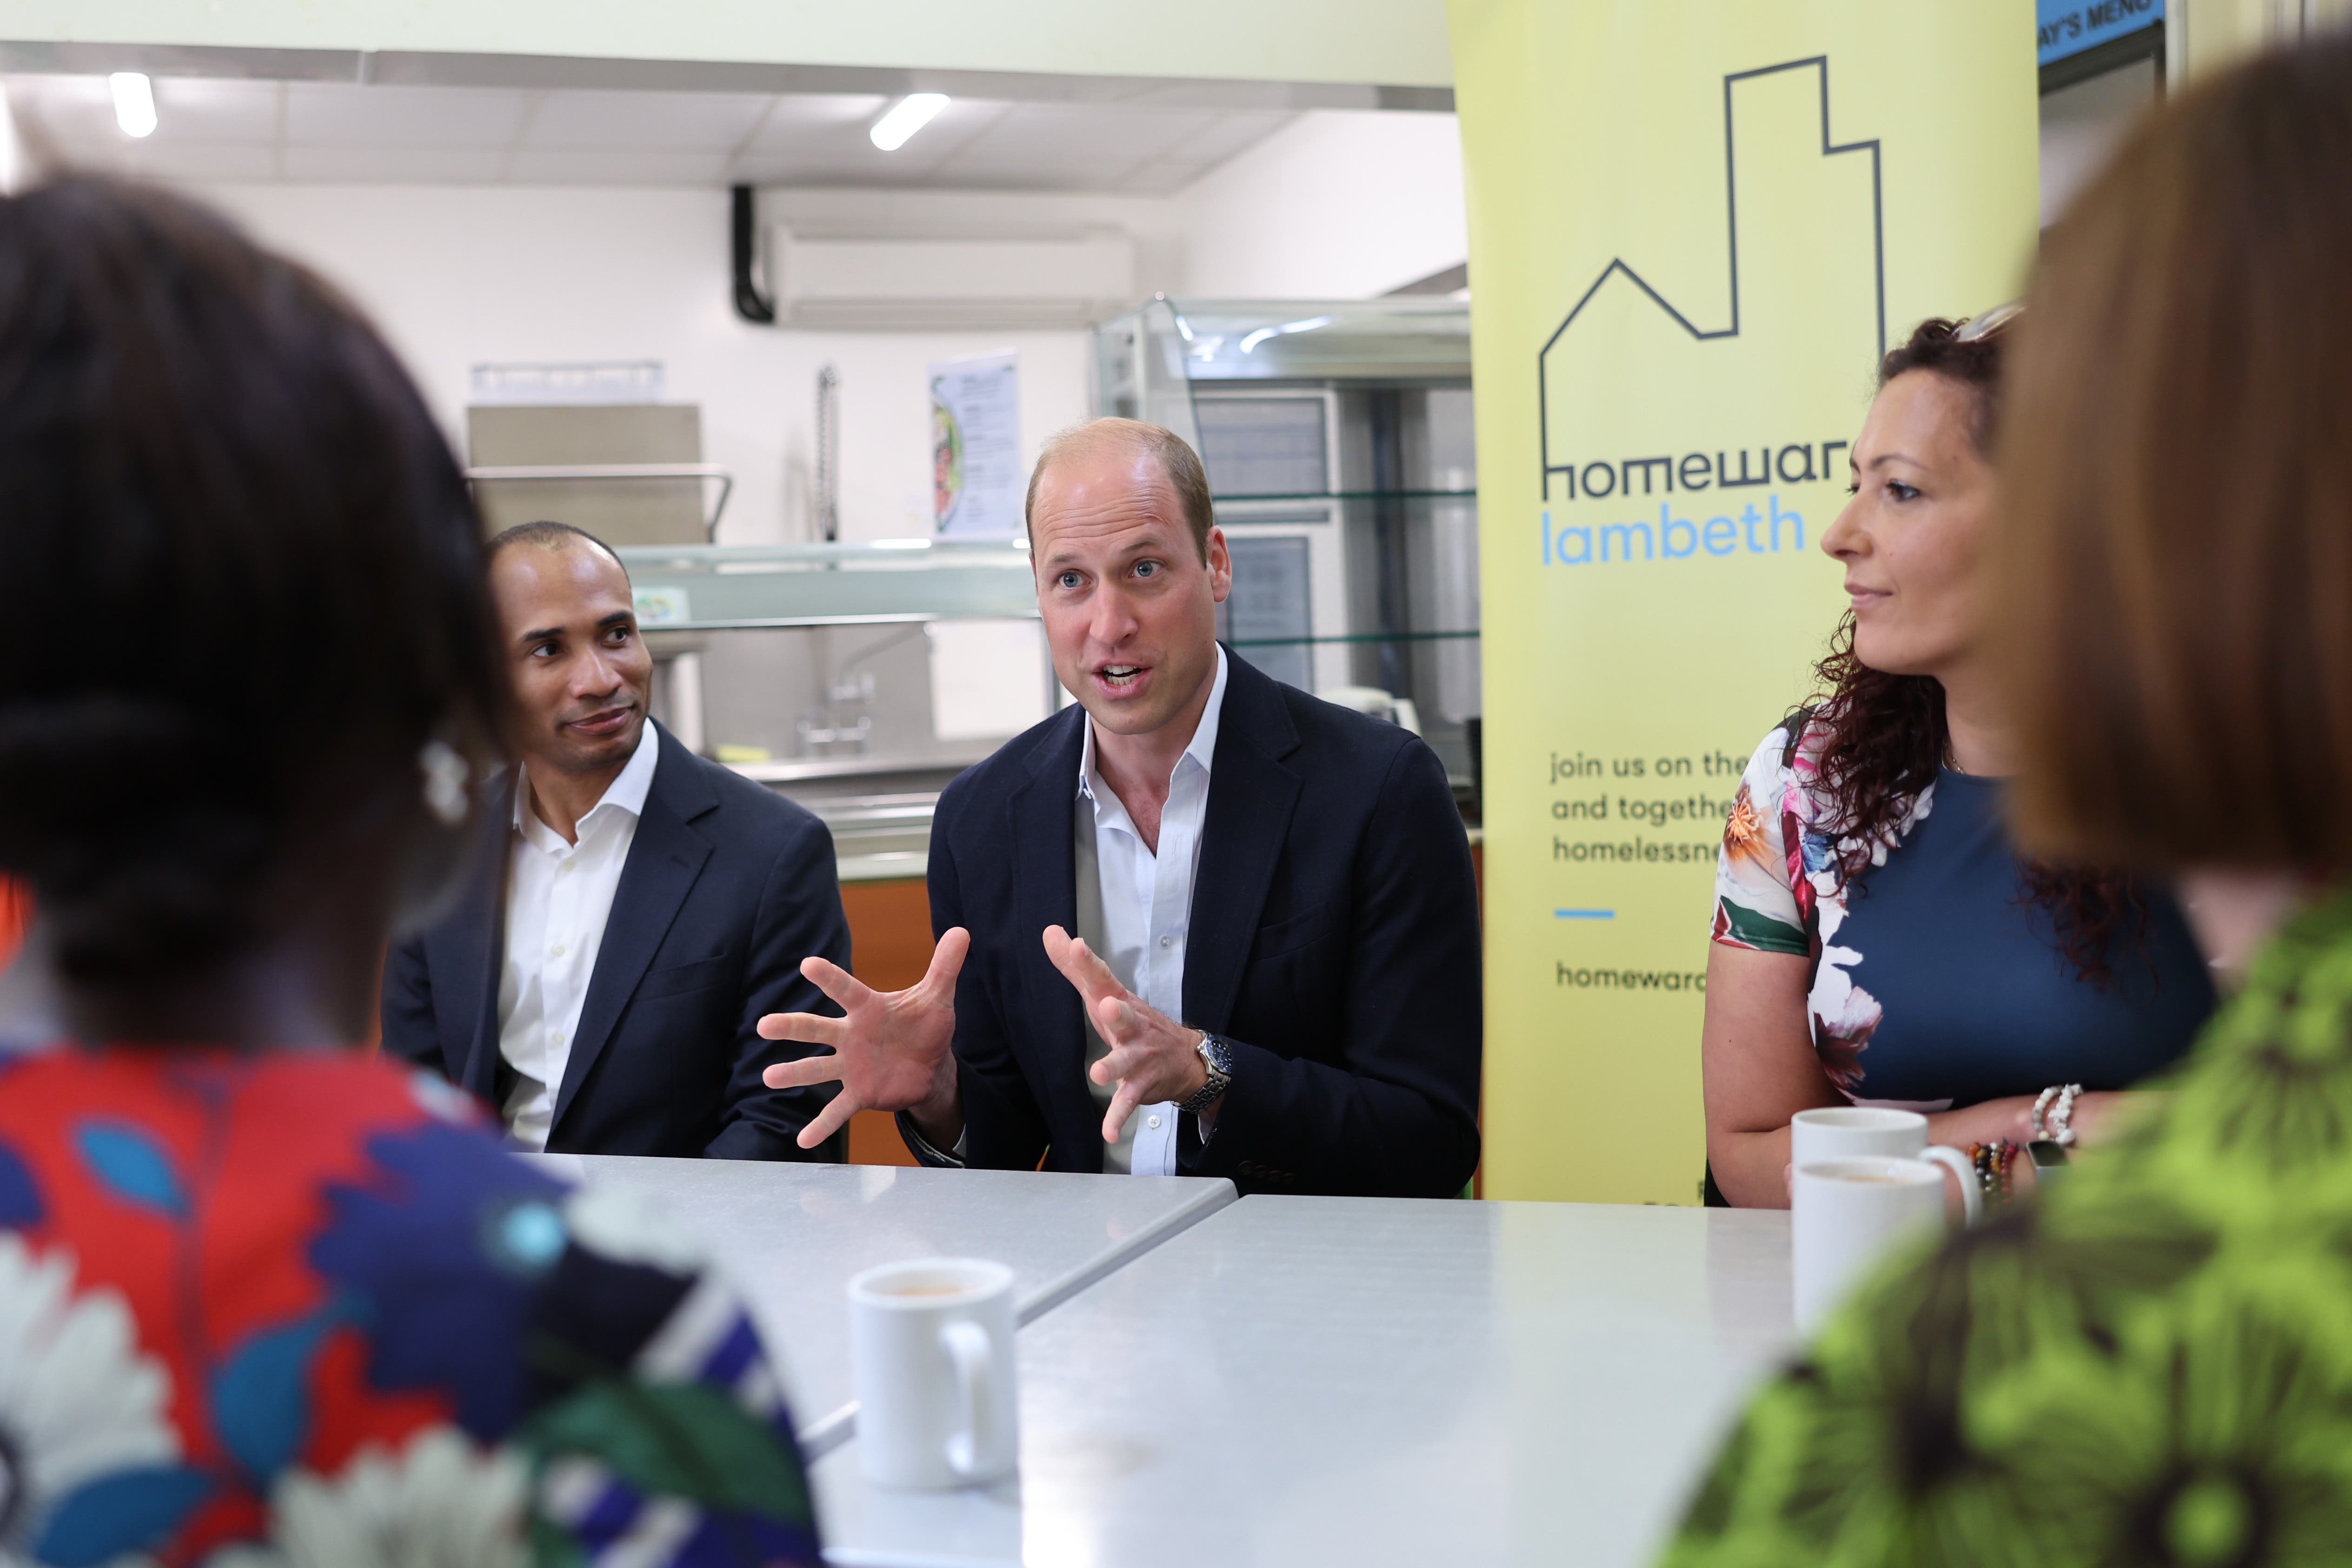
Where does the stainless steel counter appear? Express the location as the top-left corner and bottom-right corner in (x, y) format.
(740, 757), (1482, 885)
(812, 1198), (1791, 1568)
(736, 757), (972, 884)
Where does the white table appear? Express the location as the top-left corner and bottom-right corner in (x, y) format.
(525, 1154), (1236, 1449)
(812, 1197), (1794, 1568)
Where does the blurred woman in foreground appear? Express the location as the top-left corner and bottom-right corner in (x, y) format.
(1666, 34), (2352, 1565)
(0, 179), (817, 1567)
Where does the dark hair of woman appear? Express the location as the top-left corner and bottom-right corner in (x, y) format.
(1799, 316), (2141, 983)
(0, 176), (505, 1003)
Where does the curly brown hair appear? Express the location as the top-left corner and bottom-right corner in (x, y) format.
(1800, 316), (2144, 984)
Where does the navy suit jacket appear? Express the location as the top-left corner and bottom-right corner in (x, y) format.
(381, 721), (852, 1160)
(921, 650), (1482, 1197)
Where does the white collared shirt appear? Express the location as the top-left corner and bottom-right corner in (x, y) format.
(497, 720), (659, 1151)
(1076, 645), (1229, 1177)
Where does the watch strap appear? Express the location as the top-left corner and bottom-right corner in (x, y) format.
(1180, 1034), (1233, 1115)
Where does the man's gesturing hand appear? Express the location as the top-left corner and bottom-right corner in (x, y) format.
(1041, 924), (1213, 1145)
(758, 927), (970, 1151)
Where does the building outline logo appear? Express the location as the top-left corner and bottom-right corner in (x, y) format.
(1536, 55), (1887, 501)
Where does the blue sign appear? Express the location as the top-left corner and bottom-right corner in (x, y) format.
(2038, 0), (2163, 66)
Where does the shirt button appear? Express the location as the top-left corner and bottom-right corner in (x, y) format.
(558, 861), (573, 875)
(550, 944), (565, 957)
(1146, 1114), (1163, 1129)
(552, 1030), (565, 1045)
(1159, 936), (1173, 948)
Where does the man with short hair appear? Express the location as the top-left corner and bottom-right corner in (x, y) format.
(384, 520), (852, 1158)
(760, 419), (1481, 1196)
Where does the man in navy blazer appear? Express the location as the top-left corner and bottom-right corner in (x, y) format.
(383, 522), (850, 1160)
(760, 420), (1481, 1196)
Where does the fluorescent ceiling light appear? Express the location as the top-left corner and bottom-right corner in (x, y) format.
(110, 73), (156, 139)
(870, 94), (949, 152)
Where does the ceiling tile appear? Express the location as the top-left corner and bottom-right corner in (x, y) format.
(151, 77), (279, 144)
(1116, 159), (1215, 197)
(736, 100), (1001, 186)
(740, 92), (891, 143)
(1161, 110), (1295, 169)
(505, 147), (733, 184)
(939, 105), (1214, 171)
(280, 144), (512, 182)
(287, 83), (527, 147)
(114, 141), (281, 181)
(521, 90), (774, 152)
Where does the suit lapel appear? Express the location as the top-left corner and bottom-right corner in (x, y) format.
(438, 770), (513, 1103)
(1009, 710), (1094, 1158)
(550, 727), (714, 1136)
(1183, 652), (1302, 1032)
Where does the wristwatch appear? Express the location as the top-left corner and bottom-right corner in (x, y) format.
(2028, 1140), (2071, 1182)
(1180, 1033), (1234, 1115)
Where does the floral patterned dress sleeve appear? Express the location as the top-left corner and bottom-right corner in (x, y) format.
(0, 1050), (822, 1568)
(1712, 724), (1814, 960)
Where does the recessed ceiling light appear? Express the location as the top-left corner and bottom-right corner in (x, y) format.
(109, 73), (157, 139)
(870, 94), (949, 153)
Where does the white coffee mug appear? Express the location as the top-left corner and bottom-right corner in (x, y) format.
(1792, 1156), (1969, 1334)
(849, 1257), (1019, 1489)
(1791, 1107), (1978, 1214)
(1791, 1106), (1961, 1168)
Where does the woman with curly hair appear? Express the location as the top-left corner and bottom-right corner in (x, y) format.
(1701, 312), (2215, 1207)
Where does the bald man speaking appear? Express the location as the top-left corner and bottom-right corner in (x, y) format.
(760, 419), (1482, 1196)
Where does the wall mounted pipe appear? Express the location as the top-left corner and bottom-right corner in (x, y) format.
(731, 184), (775, 324)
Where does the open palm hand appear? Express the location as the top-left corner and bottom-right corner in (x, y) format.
(758, 927), (969, 1150)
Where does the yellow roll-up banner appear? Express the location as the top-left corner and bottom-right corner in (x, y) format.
(1451, 2), (2040, 1202)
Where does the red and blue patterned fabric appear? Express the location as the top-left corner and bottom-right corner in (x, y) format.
(0, 1046), (820, 1567)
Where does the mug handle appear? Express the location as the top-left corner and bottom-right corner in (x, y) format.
(1919, 1144), (1982, 1225)
(939, 1318), (997, 1479)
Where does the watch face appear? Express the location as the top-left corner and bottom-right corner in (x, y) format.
(1201, 1036), (1233, 1075)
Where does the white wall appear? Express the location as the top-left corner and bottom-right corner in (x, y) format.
(1176, 110), (1467, 299)
(201, 181), (1102, 545)
(192, 108), (1469, 546)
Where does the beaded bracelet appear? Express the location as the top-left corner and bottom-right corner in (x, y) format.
(1967, 1140), (2020, 1206)
(2032, 1083), (2086, 1147)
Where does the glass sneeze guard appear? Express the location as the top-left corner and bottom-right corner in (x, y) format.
(617, 538), (1038, 631)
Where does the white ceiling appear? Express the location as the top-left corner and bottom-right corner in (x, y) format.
(2, 74), (1299, 195)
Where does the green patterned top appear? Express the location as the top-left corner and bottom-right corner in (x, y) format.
(1663, 889), (2352, 1568)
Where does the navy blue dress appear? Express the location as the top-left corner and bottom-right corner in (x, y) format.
(1716, 726), (2215, 1108)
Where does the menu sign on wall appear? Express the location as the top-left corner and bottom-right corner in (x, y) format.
(930, 352), (1023, 538)
(2036, 0), (2162, 66)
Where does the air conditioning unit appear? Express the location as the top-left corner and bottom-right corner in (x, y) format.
(770, 228), (1136, 329)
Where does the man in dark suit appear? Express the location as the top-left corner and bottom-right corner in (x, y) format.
(759, 419), (1480, 1196)
(383, 521), (850, 1159)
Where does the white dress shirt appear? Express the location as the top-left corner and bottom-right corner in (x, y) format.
(497, 721), (659, 1151)
(1076, 646), (1229, 1176)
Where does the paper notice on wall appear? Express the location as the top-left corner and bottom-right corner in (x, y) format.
(930, 352), (1023, 538)
(928, 619), (1049, 741)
